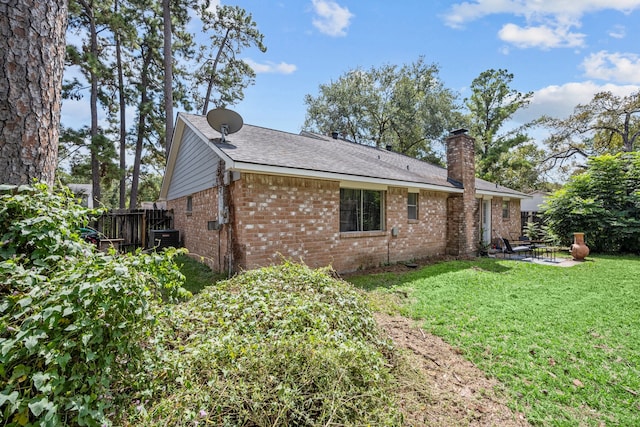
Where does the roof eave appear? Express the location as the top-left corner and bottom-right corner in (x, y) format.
(476, 189), (531, 199)
(230, 162), (464, 193)
(159, 113), (236, 201)
(159, 114), (185, 201)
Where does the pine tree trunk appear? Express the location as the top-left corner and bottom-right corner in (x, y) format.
(201, 30), (230, 115)
(85, 1), (101, 206)
(73, 0), (102, 205)
(129, 47), (152, 209)
(163, 0), (174, 156)
(115, 0), (127, 209)
(0, 0), (68, 186)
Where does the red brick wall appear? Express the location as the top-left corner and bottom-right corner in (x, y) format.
(490, 198), (522, 244)
(167, 187), (229, 271)
(385, 187), (449, 263)
(232, 174), (340, 270)
(169, 173), (521, 273)
(175, 173), (450, 273)
(446, 132), (478, 256)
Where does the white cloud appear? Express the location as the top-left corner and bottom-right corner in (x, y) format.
(311, 0), (354, 37)
(608, 24), (626, 38)
(499, 45), (511, 55)
(443, 0), (640, 49)
(512, 81), (640, 124)
(444, 0), (640, 27)
(244, 58), (297, 74)
(498, 23), (585, 49)
(582, 51), (640, 84)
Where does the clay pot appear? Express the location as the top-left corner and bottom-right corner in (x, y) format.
(570, 232), (590, 261)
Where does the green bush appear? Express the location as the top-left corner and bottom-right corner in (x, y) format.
(1, 184), (404, 426)
(125, 261), (403, 426)
(0, 183), (188, 426)
(541, 153), (640, 253)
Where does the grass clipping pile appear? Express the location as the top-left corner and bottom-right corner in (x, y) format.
(125, 261), (403, 426)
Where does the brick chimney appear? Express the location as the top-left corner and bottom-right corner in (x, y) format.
(445, 129), (479, 256)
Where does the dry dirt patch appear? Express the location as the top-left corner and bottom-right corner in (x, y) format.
(376, 313), (530, 426)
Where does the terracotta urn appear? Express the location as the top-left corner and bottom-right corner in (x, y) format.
(570, 232), (590, 261)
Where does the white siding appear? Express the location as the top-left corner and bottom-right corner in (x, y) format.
(167, 126), (220, 200)
(521, 191), (548, 212)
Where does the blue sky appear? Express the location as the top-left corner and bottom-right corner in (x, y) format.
(61, 0), (640, 144)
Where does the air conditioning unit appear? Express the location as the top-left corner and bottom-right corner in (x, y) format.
(150, 229), (180, 250)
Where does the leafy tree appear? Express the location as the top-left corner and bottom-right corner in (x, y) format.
(493, 142), (548, 192)
(160, 0), (198, 156)
(196, 4), (267, 113)
(66, 0), (116, 205)
(124, 0), (195, 208)
(304, 57), (460, 163)
(112, 0), (137, 208)
(61, 2), (263, 208)
(137, 173), (163, 204)
(541, 90), (640, 169)
(465, 69), (534, 185)
(541, 152), (640, 253)
(63, 0), (196, 209)
(129, 14), (161, 209)
(0, 1), (68, 185)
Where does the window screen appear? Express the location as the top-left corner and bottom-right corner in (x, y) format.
(408, 193), (418, 220)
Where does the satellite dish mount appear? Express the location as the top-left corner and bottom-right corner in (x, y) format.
(206, 108), (243, 142)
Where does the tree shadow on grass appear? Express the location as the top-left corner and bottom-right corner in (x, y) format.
(345, 256), (515, 292)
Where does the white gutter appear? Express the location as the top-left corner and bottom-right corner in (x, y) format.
(476, 189), (530, 199)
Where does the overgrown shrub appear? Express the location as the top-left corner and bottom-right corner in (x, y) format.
(124, 261), (403, 426)
(0, 183), (188, 426)
(1, 184), (404, 426)
(541, 153), (640, 253)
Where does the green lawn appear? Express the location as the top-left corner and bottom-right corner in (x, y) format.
(176, 254), (227, 294)
(348, 256), (640, 426)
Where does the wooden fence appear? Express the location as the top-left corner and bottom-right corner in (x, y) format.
(92, 209), (173, 252)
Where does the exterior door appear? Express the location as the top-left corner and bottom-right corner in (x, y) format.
(481, 199), (491, 245)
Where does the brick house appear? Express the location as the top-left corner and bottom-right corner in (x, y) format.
(159, 112), (527, 273)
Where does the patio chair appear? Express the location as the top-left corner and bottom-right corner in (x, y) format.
(501, 238), (532, 258)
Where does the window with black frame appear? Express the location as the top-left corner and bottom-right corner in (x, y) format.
(340, 188), (384, 232)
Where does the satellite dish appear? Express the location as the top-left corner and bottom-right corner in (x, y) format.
(206, 108), (243, 142)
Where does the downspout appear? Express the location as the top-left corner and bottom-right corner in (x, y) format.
(387, 238), (390, 265)
(217, 159), (233, 276)
(225, 171), (235, 278)
(218, 226), (222, 271)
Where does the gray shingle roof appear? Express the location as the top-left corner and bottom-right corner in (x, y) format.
(181, 113), (527, 197)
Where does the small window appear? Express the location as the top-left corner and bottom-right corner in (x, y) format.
(408, 193), (418, 220)
(186, 196), (193, 214)
(340, 189), (384, 232)
(502, 200), (510, 219)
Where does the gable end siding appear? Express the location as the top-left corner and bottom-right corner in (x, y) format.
(167, 126), (220, 200)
